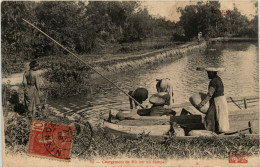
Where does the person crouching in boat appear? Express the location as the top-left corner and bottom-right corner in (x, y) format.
(23, 61), (41, 123)
(128, 88), (148, 109)
(196, 67), (229, 133)
(137, 92), (176, 116)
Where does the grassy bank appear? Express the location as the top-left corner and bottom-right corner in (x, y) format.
(41, 41), (206, 97)
(209, 37), (258, 42)
(2, 40), (206, 99)
(1, 37), (181, 75)
(4, 110), (259, 159)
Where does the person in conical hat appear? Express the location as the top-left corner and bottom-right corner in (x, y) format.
(196, 67), (229, 133)
(148, 92), (176, 116)
(137, 92), (176, 116)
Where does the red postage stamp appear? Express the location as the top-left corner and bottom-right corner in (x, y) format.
(27, 120), (74, 160)
(229, 151), (248, 163)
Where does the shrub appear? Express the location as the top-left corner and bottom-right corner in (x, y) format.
(42, 59), (91, 98)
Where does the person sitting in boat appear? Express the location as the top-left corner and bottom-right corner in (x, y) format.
(196, 67), (229, 133)
(128, 88), (148, 109)
(156, 78), (174, 106)
(137, 92), (176, 116)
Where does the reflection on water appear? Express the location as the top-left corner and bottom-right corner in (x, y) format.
(49, 42), (259, 125)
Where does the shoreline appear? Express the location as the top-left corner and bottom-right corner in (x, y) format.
(2, 37), (258, 85)
(2, 41), (207, 86)
(87, 41), (207, 79)
(209, 37), (258, 42)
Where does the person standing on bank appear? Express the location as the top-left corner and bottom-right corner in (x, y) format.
(198, 32), (202, 42)
(23, 61), (41, 121)
(197, 67), (229, 133)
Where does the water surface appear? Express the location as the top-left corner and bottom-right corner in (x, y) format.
(49, 42), (259, 125)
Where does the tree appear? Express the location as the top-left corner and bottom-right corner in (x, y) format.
(178, 1), (223, 38)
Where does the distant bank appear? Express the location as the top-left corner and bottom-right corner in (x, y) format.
(92, 37), (258, 76)
(209, 37), (258, 42)
(3, 37), (258, 85)
(91, 41), (207, 78)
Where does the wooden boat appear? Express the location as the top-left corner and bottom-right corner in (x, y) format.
(103, 95), (259, 138)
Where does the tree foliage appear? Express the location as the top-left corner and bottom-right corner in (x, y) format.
(178, 1), (258, 39)
(2, 1), (258, 74)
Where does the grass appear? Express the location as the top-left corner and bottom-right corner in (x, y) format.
(80, 129), (259, 160)
(2, 37), (177, 75)
(4, 105), (259, 160)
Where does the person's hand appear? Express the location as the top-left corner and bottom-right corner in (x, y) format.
(196, 103), (203, 110)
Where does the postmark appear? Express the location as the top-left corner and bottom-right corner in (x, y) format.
(27, 120), (74, 160)
(229, 151), (248, 163)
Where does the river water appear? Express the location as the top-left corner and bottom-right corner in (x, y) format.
(48, 42), (259, 126)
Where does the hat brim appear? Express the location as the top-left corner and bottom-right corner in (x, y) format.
(196, 67), (225, 72)
(205, 67), (225, 72)
(149, 95), (165, 105)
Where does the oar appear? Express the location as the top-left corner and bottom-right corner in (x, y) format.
(22, 19), (145, 109)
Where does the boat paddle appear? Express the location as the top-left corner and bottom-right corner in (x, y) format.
(22, 19), (145, 109)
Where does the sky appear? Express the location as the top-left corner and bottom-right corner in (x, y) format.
(142, 1), (258, 22)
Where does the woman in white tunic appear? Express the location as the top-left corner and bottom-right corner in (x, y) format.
(197, 67), (229, 133)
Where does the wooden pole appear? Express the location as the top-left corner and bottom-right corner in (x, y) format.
(22, 19), (145, 109)
(244, 98), (248, 109)
(229, 97), (242, 109)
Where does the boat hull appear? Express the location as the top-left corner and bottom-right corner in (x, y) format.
(104, 108), (259, 138)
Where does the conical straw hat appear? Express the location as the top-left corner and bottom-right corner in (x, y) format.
(149, 94), (165, 105)
(196, 67), (225, 72)
(205, 67), (225, 72)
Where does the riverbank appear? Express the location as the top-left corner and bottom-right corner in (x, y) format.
(4, 37), (258, 83)
(2, 41), (206, 86)
(89, 41), (206, 78)
(209, 37), (258, 42)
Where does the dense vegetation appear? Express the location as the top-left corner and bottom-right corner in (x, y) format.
(1, 1), (258, 97)
(178, 2), (258, 39)
(2, 1), (258, 73)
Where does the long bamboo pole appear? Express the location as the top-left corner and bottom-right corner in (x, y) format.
(23, 19), (145, 109)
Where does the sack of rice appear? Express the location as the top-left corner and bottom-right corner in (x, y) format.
(189, 92), (209, 114)
(116, 110), (140, 120)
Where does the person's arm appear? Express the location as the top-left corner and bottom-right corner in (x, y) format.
(198, 87), (215, 109)
(22, 72), (27, 88)
(35, 74), (40, 92)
